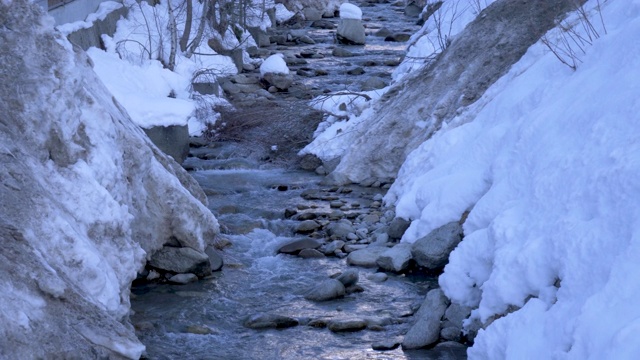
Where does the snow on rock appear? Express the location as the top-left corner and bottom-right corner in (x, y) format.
(388, 0), (640, 358)
(339, 3), (362, 20)
(0, 1), (218, 358)
(260, 53), (290, 76)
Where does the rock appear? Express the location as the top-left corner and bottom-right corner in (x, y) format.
(411, 221), (463, 269)
(335, 268), (359, 287)
(374, 27), (393, 38)
(303, 7), (322, 21)
(444, 303), (472, 328)
(247, 26), (271, 47)
(372, 338), (401, 351)
(328, 319), (367, 332)
(361, 77), (387, 91)
(440, 326), (462, 341)
(304, 279), (345, 301)
(347, 66), (365, 75)
(367, 272), (388, 282)
(385, 33), (412, 42)
(148, 246), (212, 278)
(326, 221), (355, 238)
(405, 3), (423, 17)
(297, 35), (316, 44)
(262, 73), (294, 91)
(243, 313), (299, 329)
(321, 240), (345, 255)
(299, 153), (323, 170)
(346, 246), (388, 267)
(292, 212), (318, 221)
(361, 214), (380, 224)
(337, 18), (366, 45)
(332, 47), (354, 57)
(311, 19), (336, 29)
(143, 124), (189, 164)
(168, 273), (198, 284)
(295, 220), (321, 233)
(278, 238), (322, 254)
(298, 249), (325, 258)
(344, 243), (367, 252)
(376, 243), (412, 272)
(387, 217), (411, 239)
(185, 325), (215, 335)
(284, 208), (297, 218)
(401, 289), (448, 349)
(204, 246), (224, 272)
(330, 200), (344, 208)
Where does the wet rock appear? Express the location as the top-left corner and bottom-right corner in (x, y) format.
(307, 318), (329, 328)
(372, 338), (401, 351)
(243, 313), (299, 329)
(440, 326), (462, 342)
(374, 27), (393, 38)
(344, 244), (367, 252)
(247, 26), (271, 47)
(298, 249), (325, 259)
(297, 35), (316, 44)
(346, 246), (388, 267)
(387, 217), (411, 239)
(304, 279), (345, 301)
(321, 240), (345, 255)
(361, 77), (387, 91)
(303, 8), (322, 21)
(384, 33), (411, 42)
(335, 268), (359, 287)
(405, 3), (423, 17)
(376, 243), (412, 272)
(185, 325), (215, 335)
(148, 246), (212, 278)
(361, 214), (380, 224)
(330, 200), (344, 208)
(293, 212), (318, 221)
(411, 221), (463, 269)
(278, 238), (322, 253)
(326, 221), (356, 238)
(347, 66), (365, 75)
(328, 319), (367, 332)
(168, 273), (198, 284)
(284, 208), (297, 218)
(337, 18), (366, 45)
(262, 73), (294, 91)
(205, 246), (224, 272)
(332, 47), (354, 57)
(444, 303), (472, 328)
(295, 220), (322, 233)
(311, 20), (336, 29)
(299, 153), (322, 170)
(402, 289), (448, 349)
(367, 272), (388, 282)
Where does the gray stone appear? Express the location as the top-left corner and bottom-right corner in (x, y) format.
(247, 26), (271, 47)
(243, 313), (299, 329)
(168, 273), (198, 284)
(326, 221), (355, 238)
(303, 7), (322, 21)
(361, 77), (387, 91)
(149, 246), (212, 278)
(204, 246), (224, 271)
(402, 289), (448, 349)
(295, 220), (321, 233)
(298, 249), (325, 258)
(376, 243), (413, 272)
(367, 272), (388, 282)
(192, 82), (219, 96)
(337, 18), (366, 45)
(347, 66), (365, 75)
(374, 27), (393, 38)
(444, 303), (472, 328)
(344, 244), (367, 253)
(440, 326), (462, 341)
(278, 238), (322, 253)
(405, 3), (423, 17)
(372, 338), (401, 351)
(299, 154), (323, 170)
(143, 124), (189, 164)
(385, 33), (412, 42)
(328, 319), (367, 332)
(297, 35), (316, 44)
(262, 73), (294, 91)
(311, 19), (335, 29)
(346, 246), (388, 267)
(411, 221), (463, 269)
(332, 47), (354, 57)
(321, 240), (345, 255)
(304, 279), (345, 301)
(335, 269), (359, 287)
(388, 217), (411, 239)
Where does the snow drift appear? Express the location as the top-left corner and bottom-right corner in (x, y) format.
(0, 1), (218, 358)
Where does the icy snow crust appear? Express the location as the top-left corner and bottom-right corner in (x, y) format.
(387, 1), (640, 358)
(339, 3), (362, 20)
(0, 1), (218, 358)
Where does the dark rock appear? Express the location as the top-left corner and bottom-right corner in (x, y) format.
(405, 3), (423, 17)
(372, 339), (401, 351)
(304, 279), (345, 301)
(148, 246), (212, 278)
(143, 125), (189, 164)
(299, 154), (322, 170)
(374, 27), (393, 38)
(262, 73), (294, 91)
(298, 249), (325, 258)
(346, 246), (388, 267)
(204, 246), (224, 272)
(326, 221), (355, 238)
(332, 47), (354, 57)
(385, 33), (411, 42)
(361, 77), (387, 91)
(292, 212), (318, 221)
(335, 268), (359, 287)
(297, 35), (316, 44)
(376, 243), (412, 272)
(402, 289), (448, 349)
(388, 217), (411, 239)
(321, 240), (345, 255)
(347, 66), (365, 75)
(411, 221), (463, 269)
(311, 20), (336, 29)
(295, 220), (321, 233)
(328, 319), (367, 332)
(243, 313), (299, 329)
(278, 238), (322, 254)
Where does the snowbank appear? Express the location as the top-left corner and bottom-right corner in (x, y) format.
(388, 0), (640, 358)
(0, 1), (218, 358)
(339, 3), (362, 20)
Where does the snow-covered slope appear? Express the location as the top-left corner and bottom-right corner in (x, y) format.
(386, 0), (640, 358)
(0, 2), (218, 358)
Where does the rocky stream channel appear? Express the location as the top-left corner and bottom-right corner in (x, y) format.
(131, 1), (469, 359)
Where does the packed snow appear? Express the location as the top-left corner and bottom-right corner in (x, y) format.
(383, 0), (640, 358)
(339, 3), (362, 20)
(260, 53), (290, 76)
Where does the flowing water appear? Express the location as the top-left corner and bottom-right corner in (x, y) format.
(131, 2), (468, 359)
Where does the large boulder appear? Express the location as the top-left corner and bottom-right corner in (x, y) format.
(337, 19), (366, 45)
(376, 243), (413, 272)
(346, 246), (388, 267)
(411, 222), (463, 269)
(402, 289), (448, 349)
(143, 124), (189, 164)
(148, 246), (212, 278)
